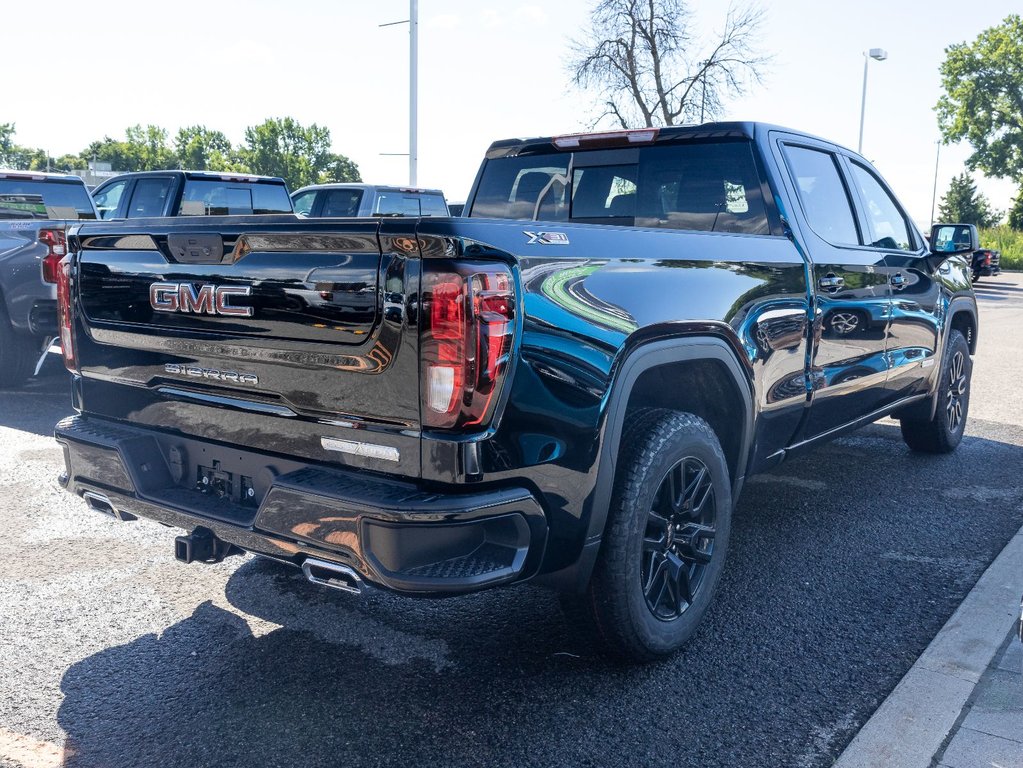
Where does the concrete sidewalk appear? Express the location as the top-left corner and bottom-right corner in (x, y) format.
(833, 525), (1023, 768)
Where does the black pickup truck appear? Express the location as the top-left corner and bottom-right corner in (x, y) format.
(55, 123), (978, 661)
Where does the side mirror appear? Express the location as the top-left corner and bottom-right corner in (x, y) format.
(929, 223), (978, 256)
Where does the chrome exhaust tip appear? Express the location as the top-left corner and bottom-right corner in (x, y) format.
(82, 490), (136, 521)
(301, 557), (363, 595)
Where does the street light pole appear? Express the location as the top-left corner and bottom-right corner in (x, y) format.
(409, 0), (418, 187)
(857, 48), (888, 155)
(930, 141), (942, 230)
(380, 0), (419, 187)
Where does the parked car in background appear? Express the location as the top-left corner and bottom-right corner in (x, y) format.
(971, 247), (1000, 281)
(291, 183), (448, 218)
(91, 171), (293, 219)
(0, 170), (97, 386)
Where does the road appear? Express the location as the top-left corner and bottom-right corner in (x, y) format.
(1, 274), (1022, 768)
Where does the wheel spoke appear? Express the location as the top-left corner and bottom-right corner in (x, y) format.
(644, 555), (667, 600)
(665, 550), (693, 606)
(682, 464), (707, 508)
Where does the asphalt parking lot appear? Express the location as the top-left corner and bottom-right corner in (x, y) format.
(2, 274), (1022, 768)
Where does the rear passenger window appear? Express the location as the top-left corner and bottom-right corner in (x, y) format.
(783, 146), (860, 246)
(848, 162), (914, 251)
(322, 189), (363, 217)
(126, 178), (171, 218)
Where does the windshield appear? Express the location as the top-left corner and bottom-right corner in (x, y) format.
(0, 178), (96, 219)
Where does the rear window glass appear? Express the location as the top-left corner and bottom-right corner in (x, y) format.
(0, 178), (95, 219)
(373, 192), (448, 217)
(179, 180), (293, 215)
(469, 141), (771, 235)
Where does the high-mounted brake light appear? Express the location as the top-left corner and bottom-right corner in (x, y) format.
(421, 262), (515, 430)
(56, 254), (77, 372)
(39, 229), (67, 283)
(552, 128), (659, 149)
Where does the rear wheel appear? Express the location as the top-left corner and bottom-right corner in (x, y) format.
(580, 409), (732, 662)
(0, 305), (36, 388)
(900, 329), (971, 453)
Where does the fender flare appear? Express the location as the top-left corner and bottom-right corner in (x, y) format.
(560, 336), (755, 592)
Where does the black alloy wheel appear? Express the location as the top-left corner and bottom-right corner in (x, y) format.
(642, 457), (716, 620)
(575, 408), (732, 662)
(900, 329), (971, 453)
(946, 348), (967, 433)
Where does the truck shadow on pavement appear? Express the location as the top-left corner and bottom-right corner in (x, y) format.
(55, 421), (1023, 768)
(0, 369), (72, 437)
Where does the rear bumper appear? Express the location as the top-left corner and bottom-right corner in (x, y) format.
(55, 415), (548, 594)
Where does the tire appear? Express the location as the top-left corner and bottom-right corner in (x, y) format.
(900, 329), (972, 453)
(972, 270), (981, 283)
(0, 304), (36, 388)
(580, 408), (732, 662)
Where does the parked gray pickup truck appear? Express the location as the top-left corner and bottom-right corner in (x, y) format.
(0, 170), (97, 386)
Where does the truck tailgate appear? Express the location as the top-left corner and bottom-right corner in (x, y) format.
(70, 216), (421, 477)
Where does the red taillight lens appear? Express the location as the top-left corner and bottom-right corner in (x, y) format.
(421, 263), (515, 430)
(39, 229), (67, 284)
(56, 254), (77, 372)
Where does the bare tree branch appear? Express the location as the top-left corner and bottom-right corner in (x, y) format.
(567, 0), (770, 128)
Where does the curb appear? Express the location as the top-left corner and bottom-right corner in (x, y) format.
(832, 524), (1023, 768)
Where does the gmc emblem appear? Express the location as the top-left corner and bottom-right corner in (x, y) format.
(150, 282), (253, 317)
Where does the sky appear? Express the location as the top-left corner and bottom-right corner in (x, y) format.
(3, 0), (1019, 228)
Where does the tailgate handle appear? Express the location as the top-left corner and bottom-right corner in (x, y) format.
(167, 233), (224, 264)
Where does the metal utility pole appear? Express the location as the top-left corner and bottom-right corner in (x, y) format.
(858, 48), (888, 154)
(380, 1), (418, 187)
(409, 0), (418, 187)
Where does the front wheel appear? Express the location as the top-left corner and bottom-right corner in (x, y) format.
(900, 329), (972, 453)
(580, 409), (732, 662)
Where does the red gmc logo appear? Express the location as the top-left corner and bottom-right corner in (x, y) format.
(149, 282), (253, 317)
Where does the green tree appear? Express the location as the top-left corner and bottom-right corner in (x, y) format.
(242, 117), (360, 189)
(937, 173), (1001, 227)
(0, 123), (16, 166)
(174, 126), (248, 172)
(124, 124), (177, 170)
(936, 15), (1023, 181)
(318, 153), (361, 184)
(1008, 190), (1023, 231)
(81, 125), (177, 172)
(569, 0), (769, 128)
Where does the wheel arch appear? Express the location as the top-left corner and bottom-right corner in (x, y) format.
(558, 335), (754, 592)
(948, 299), (978, 355)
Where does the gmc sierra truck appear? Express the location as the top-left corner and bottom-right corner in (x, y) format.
(55, 123), (978, 661)
(0, 170), (97, 386)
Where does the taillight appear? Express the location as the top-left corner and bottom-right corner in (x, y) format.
(56, 254), (77, 372)
(421, 262), (515, 430)
(39, 229), (67, 284)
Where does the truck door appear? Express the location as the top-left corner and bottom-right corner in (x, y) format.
(778, 142), (893, 439)
(842, 158), (941, 404)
